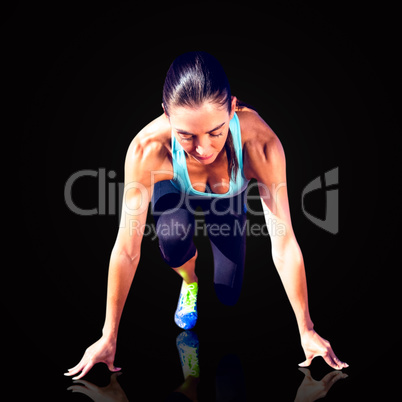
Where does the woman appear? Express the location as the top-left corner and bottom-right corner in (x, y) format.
(65, 51), (348, 380)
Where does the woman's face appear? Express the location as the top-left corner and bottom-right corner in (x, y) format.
(167, 98), (236, 165)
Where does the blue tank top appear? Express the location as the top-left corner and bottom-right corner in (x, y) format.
(170, 112), (249, 197)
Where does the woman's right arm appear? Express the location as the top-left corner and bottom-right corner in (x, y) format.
(65, 136), (156, 379)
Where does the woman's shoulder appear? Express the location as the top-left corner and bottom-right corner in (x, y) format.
(236, 106), (285, 179)
(125, 114), (174, 182)
(236, 107), (278, 147)
(130, 113), (171, 149)
(127, 114), (171, 158)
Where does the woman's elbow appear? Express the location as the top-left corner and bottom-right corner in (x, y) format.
(111, 245), (141, 267)
(271, 235), (304, 270)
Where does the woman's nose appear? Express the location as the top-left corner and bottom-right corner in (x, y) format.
(195, 139), (211, 156)
(196, 145), (205, 155)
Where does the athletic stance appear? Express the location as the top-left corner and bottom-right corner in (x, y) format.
(65, 51), (348, 379)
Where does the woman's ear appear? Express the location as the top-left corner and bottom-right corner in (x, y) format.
(230, 96), (237, 119)
(162, 103), (168, 117)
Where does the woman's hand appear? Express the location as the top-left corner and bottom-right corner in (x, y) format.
(64, 336), (121, 380)
(299, 329), (348, 370)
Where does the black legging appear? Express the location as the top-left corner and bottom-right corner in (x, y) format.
(151, 180), (247, 306)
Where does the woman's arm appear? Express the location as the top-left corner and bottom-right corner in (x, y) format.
(65, 136), (157, 379)
(255, 136), (313, 335)
(102, 142), (152, 341)
(243, 113), (348, 370)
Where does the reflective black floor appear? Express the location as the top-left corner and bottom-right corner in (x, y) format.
(62, 328), (350, 401)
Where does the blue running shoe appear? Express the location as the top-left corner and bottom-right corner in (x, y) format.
(176, 331), (200, 378)
(174, 281), (198, 330)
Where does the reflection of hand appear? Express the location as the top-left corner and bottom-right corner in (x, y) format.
(295, 368), (348, 402)
(67, 373), (128, 402)
(299, 330), (348, 370)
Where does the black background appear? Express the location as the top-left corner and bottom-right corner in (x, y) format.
(10, 1), (398, 400)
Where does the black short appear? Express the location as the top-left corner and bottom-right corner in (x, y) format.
(151, 180), (248, 306)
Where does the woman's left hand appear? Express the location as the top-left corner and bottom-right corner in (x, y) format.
(299, 329), (349, 370)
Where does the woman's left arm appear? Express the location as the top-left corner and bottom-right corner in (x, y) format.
(243, 113), (348, 370)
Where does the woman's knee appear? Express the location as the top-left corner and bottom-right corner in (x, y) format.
(156, 212), (195, 267)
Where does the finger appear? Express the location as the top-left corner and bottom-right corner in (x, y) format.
(322, 353), (337, 369)
(64, 365), (83, 377)
(72, 361), (95, 380)
(323, 353), (345, 370)
(298, 356), (314, 367)
(107, 362), (122, 373)
(332, 357), (348, 369)
(68, 364), (80, 372)
(333, 354), (349, 369)
(327, 350), (349, 370)
(65, 356), (88, 376)
(67, 359), (86, 373)
(327, 344), (349, 368)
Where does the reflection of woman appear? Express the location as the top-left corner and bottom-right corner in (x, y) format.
(65, 51), (348, 380)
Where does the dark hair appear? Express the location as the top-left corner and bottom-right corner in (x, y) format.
(162, 51), (238, 180)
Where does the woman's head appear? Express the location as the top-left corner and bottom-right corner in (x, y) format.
(162, 51), (238, 172)
(162, 51), (233, 116)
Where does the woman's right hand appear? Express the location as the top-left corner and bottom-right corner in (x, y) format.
(64, 336), (121, 380)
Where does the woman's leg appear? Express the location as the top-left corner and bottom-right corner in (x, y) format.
(171, 249), (198, 285)
(152, 181), (199, 329)
(204, 194), (247, 306)
(152, 181), (198, 282)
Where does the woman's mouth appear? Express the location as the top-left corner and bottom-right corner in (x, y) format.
(195, 153), (214, 161)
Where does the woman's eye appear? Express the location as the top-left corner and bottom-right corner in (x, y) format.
(179, 133), (222, 141)
(180, 135), (193, 142)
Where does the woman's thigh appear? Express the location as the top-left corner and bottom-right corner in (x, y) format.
(151, 181), (197, 268)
